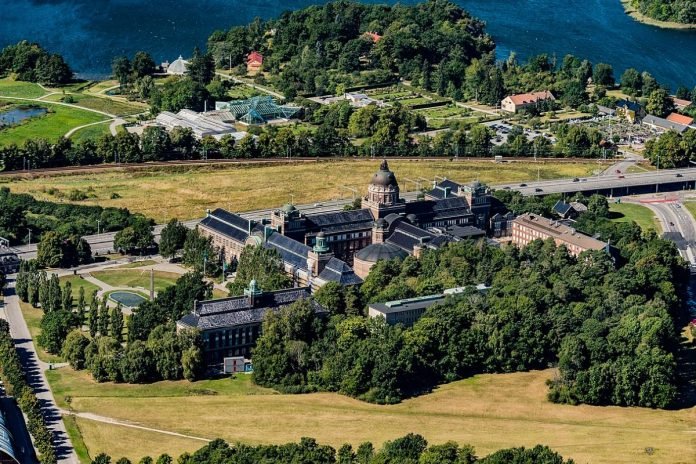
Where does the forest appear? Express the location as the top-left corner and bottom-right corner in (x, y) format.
(251, 199), (689, 408)
(0, 41), (72, 85)
(630, 0), (696, 23)
(207, 0), (494, 98)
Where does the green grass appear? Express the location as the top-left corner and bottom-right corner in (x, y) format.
(59, 275), (102, 302)
(683, 202), (696, 223)
(19, 301), (63, 363)
(91, 270), (180, 294)
(69, 121), (112, 143)
(64, 415), (92, 464)
(43, 93), (144, 116)
(0, 78), (47, 99)
(113, 260), (159, 269)
(0, 101), (108, 147)
(609, 202), (661, 232)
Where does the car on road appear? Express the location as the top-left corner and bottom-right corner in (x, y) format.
(618, 175), (625, 179)
(615, 169), (621, 173)
(676, 173), (683, 177)
(573, 178), (579, 182)
(670, 221), (675, 227)
(535, 188), (543, 192)
(520, 183), (527, 187)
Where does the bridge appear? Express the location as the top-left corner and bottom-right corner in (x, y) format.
(498, 168), (696, 198)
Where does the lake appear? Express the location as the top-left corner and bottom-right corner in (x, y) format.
(1, 0), (695, 90)
(0, 106), (47, 127)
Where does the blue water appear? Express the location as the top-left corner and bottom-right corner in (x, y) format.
(1, 0), (695, 89)
(109, 291), (147, 308)
(0, 106), (47, 126)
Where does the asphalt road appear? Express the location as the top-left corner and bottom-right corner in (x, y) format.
(0, 278), (78, 464)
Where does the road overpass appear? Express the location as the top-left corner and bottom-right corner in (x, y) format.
(497, 167), (696, 197)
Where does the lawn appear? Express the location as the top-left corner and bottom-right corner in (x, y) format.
(47, 368), (695, 464)
(90, 270), (181, 294)
(683, 202), (696, 223)
(42, 93), (145, 116)
(1, 160), (598, 222)
(19, 301), (63, 363)
(59, 275), (101, 302)
(609, 202), (661, 232)
(0, 101), (108, 146)
(69, 121), (112, 143)
(0, 78), (47, 99)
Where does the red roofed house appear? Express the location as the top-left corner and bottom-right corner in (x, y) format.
(501, 91), (555, 113)
(671, 97), (693, 110)
(246, 51), (264, 75)
(666, 112), (694, 126)
(363, 31), (382, 43)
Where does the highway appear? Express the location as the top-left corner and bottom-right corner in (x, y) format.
(496, 167), (696, 196)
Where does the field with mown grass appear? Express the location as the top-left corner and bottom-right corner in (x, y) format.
(47, 367), (695, 464)
(0, 100), (108, 146)
(1, 160), (601, 222)
(19, 301), (63, 363)
(91, 270), (181, 294)
(42, 93), (145, 116)
(0, 78), (47, 99)
(609, 202), (661, 232)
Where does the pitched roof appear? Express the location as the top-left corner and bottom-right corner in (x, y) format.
(514, 213), (607, 251)
(506, 91), (555, 106)
(642, 114), (689, 133)
(666, 112), (694, 126)
(672, 97), (692, 109)
(616, 99), (642, 113)
(199, 208), (251, 243)
(306, 209), (375, 230)
(264, 232), (310, 271)
(317, 257), (363, 286)
(178, 287), (324, 331)
(552, 200), (575, 218)
(247, 51), (263, 64)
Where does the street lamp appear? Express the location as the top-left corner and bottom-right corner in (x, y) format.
(97, 220), (101, 235)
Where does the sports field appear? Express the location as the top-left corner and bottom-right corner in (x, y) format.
(48, 367), (695, 464)
(1, 160), (601, 222)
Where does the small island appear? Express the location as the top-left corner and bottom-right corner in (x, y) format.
(621, 0), (696, 30)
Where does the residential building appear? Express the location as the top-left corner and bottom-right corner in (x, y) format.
(671, 96), (693, 111)
(246, 51), (263, 75)
(362, 31), (382, 43)
(552, 200), (580, 220)
(642, 114), (690, 134)
(177, 281), (326, 365)
(501, 91), (555, 113)
(511, 213), (608, 257)
(666, 112), (694, 127)
(615, 99), (644, 123)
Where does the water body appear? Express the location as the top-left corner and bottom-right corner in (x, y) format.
(1, 0), (695, 89)
(0, 106), (47, 126)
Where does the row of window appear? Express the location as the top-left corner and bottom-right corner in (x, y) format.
(204, 325), (260, 350)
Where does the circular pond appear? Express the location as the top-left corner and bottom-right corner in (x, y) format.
(109, 291), (147, 308)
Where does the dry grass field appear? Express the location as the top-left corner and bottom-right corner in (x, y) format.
(1, 160), (601, 222)
(48, 367), (696, 464)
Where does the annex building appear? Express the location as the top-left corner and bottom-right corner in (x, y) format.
(215, 96), (300, 125)
(511, 213), (608, 257)
(177, 281), (326, 365)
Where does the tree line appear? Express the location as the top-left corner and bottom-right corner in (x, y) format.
(0, 186), (145, 247)
(0, 40), (72, 86)
(90, 434), (574, 464)
(631, 0), (696, 23)
(0, 318), (57, 463)
(251, 198), (688, 408)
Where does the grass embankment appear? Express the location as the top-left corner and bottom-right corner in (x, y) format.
(46, 367), (694, 464)
(1, 160), (599, 222)
(0, 79), (48, 99)
(620, 0), (696, 29)
(609, 202), (661, 232)
(91, 270), (181, 294)
(42, 93), (144, 116)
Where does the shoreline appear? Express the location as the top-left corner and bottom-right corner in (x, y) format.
(620, 0), (696, 30)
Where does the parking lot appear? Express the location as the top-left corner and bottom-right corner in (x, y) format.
(484, 121), (557, 146)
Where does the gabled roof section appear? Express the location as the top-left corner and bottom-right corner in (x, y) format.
(317, 257), (363, 286)
(306, 209), (375, 228)
(199, 208), (252, 243)
(265, 232), (310, 271)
